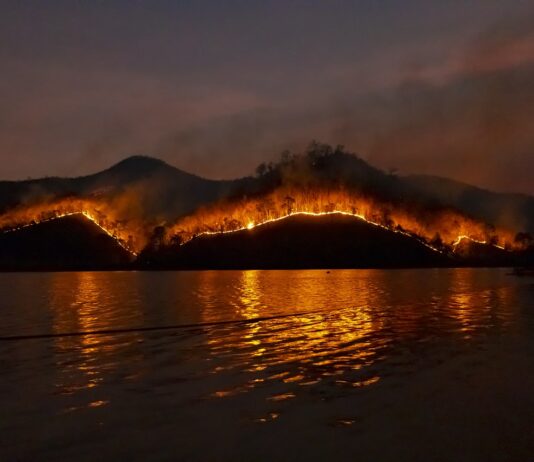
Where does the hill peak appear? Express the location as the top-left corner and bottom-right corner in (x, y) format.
(111, 155), (170, 171)
(93, 154), (210, 187)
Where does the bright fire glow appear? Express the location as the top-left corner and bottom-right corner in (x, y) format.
(452, 235), (506, 251)
(0, 186), (520, 256)
(168, 187), (517, 253)
(184, 210), (444, 253)
(0, 201), (140, 256)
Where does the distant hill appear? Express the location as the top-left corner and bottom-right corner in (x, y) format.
(2, 150), (532, 234)
(0, 153), (534, 232)
(452, 238), (517, 267)
(140, 214), (451, 270)
(0, 155), (245, 220)
(404, 175), (534, 233)
(0, 215), (133, 270)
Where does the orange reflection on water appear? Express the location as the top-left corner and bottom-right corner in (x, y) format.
(448, 269), (515, 339)
(42, 268), (516, 408)
(238, 270), (262, 319)
(198, 269), (517, 401)
(49, 272), (142, 399)
(202, 270), (386, 399)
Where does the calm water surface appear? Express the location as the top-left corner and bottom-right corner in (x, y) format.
(1, 269), (533, 461)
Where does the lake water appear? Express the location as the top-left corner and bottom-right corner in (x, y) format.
(1, 269), (533, 461)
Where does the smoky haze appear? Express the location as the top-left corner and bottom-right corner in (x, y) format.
(0, 1), (533, 195)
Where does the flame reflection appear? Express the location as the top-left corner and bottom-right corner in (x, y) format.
(50, 272), (143, 401)
(38, 268), (517, 409)
(202, 270), (388, 398)
(197, 269), (514, 400)
(447, 268), (514, 338)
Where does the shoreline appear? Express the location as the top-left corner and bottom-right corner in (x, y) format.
(0, 264), (530, 273)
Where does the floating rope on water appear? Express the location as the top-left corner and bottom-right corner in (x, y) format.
(0, 308), (332, 342)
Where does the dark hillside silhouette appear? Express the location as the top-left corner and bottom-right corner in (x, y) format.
(0, 215), (133, 270)
(140, 214), (451, 270)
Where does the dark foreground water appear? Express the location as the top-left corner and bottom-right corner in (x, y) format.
(1, 269), (533, 461)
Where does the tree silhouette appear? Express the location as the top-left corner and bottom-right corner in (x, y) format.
(284, 195), (296, 215)
(255, 163), (267, 177)
(149, 225), (166, 251)
(280, 150), (292, 164)
(430, 233), (443, 248)
(170, 234), (182, 247)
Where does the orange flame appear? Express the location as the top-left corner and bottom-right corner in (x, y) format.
(168, 186), (518, 252)
(0, 198), (145, 255)
(0, 186), (522, 256)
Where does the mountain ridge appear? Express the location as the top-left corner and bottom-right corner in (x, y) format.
(1, 145), (533, 270)
(404, 174), (534, 232)
(1, 148), (533, 238)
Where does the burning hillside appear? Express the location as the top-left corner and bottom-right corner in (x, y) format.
(161, 144), (524, 255)
(165, 186), (518, 254)
(146, 213), (450, 269)
(0, 144), (532, 269)
(0, 214), (133, 270)
(0, 197), (146, 255)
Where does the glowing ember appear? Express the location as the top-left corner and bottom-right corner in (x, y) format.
(167, 187), (518, 253)
(1, 205), (139, 256)
(452, 235), (506, 251)
(0, 186), (521, 256)
(186, 211), (444, 253)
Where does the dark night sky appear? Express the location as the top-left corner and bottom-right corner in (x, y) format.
(1, 1), (533, 194)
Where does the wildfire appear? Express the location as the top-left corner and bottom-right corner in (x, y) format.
(168, 187), (518, 253)
(452, 235), (506, 251)
(0, 185), (521, 257)
(0, 199), (142, 256)
(182, 210), (444, 253)
(80, 211), (138, 256)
